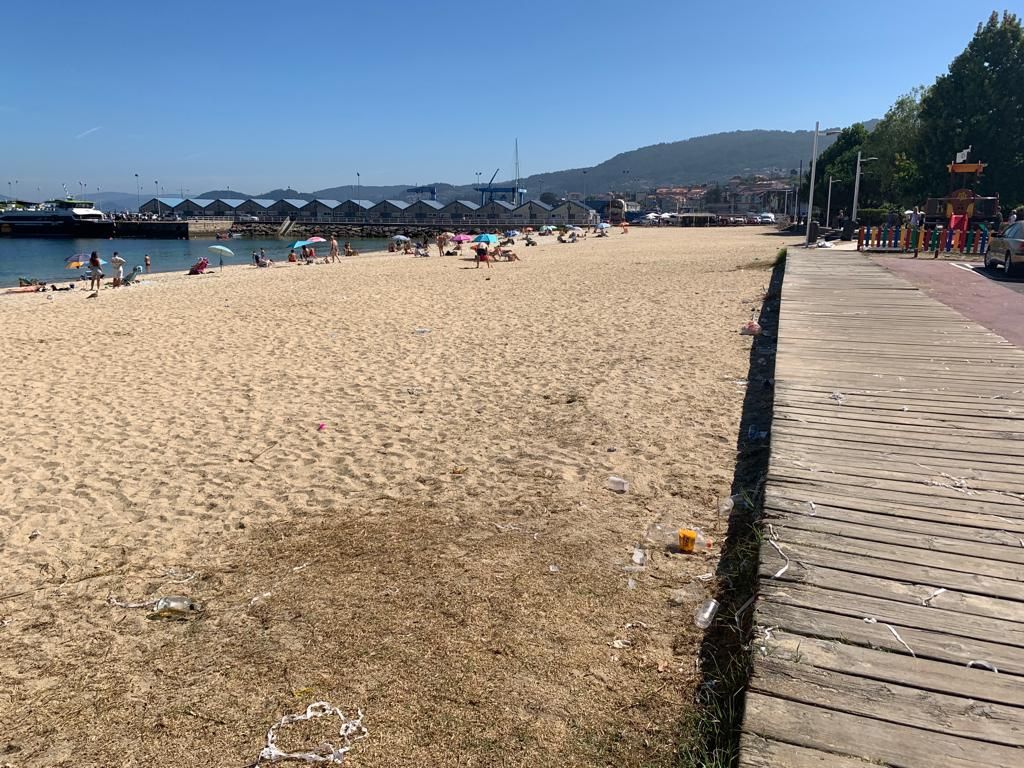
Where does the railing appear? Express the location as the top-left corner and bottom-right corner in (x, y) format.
(857, 224), (990, 254)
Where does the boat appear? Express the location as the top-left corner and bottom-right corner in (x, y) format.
(0, 198), (115, 237)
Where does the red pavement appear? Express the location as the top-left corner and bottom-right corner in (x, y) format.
(874, 255), (1024, 348)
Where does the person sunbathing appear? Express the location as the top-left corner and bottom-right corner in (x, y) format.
(187, 257), (209, 275)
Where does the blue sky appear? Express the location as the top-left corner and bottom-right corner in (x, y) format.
(2, 0), (992, 198)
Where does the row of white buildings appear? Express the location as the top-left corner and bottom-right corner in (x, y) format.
(138, 197), (598, 227)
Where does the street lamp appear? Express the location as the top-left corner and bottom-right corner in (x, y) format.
(582, 170), (587, 202)
(356, 172), (360, 201)
(134, 173), (140, 210)
(825, 176), (837, 228)
(851, 151), (878, 223)
(805, 122), (841, 245)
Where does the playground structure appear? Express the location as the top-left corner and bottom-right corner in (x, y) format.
(923, 149), (1000, 227)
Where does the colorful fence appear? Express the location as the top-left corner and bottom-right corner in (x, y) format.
(857, 225), (990, 255)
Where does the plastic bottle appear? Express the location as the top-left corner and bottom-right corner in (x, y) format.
(694, 598), (719, 629)
(148, 596), (203, 620)
(643, 523), (712, 554)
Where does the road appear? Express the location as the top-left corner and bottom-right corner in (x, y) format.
(874, 255), (1024, 348)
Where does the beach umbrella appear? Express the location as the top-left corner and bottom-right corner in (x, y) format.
(597, 222), (610, 229)
(505, 230), (520, 237)
(208, 244), (234, 271)
(472, 233), (498, 244)
(567, 226), (583, 232)
(305, 236), (327, 244)
(452, 234), (472, 242)
(289, 239), (310, 249)
(392, 234), (410, 242)
(539, 225), (556, 232)
(524, 226), (534, 232)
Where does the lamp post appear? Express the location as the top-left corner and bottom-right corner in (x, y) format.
(582, 170), (587, 202)
(356, 172), (360, 201)
(851, 151), (878, 223)
(134, 173), (140, 210)
(805, 123), (841, 245)
(825, 176), (837, 228)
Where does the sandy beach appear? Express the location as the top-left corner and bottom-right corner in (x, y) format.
(0, 227), (779, 766)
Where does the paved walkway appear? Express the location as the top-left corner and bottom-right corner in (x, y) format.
(738, 251), (1024, 767)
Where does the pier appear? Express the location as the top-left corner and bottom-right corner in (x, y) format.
(112, 218), (233, 239)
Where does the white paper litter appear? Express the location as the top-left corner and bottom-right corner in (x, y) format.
(258, 701), (367, 764)
(863, 617), (915, 657)
(967, 660), (999, 673)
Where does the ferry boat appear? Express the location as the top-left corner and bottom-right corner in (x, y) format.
(0, 198), (115, 237)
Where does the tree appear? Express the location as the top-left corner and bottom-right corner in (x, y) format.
(539, 192), (558, 206)
(918, 11), (1024, 205)
(862, 91), (925, 206)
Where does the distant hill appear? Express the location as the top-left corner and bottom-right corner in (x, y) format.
(123, 123), (881, 208)
(513, 124), (878, 198)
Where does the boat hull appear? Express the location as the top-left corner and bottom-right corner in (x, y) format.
(0, 220), (117, 238)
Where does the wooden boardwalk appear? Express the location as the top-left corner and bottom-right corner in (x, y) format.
(738, 251), (1024, 767)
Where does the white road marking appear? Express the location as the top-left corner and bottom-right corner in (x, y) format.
(951, 262), (980, 275)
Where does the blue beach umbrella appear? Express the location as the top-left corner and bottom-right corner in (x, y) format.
(505, 230), (520, 237)
(208, 244), (234, 271)
(472, 234), (498, 244)
(289, 239), (311, 249)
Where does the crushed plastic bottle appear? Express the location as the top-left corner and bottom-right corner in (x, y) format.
(643, 523), (712, 554)
(718, 494), (743, 514)
(147, 595), (204, 620)
(694, 598), (719, 629)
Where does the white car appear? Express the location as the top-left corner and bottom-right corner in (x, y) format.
(237, 214), (259, 222)
(758, 213), (776, 224)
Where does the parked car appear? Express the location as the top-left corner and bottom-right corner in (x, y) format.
(985, 221), (1024, 276)
(758, 212), (777, 224)
(237, 214), (259, 222)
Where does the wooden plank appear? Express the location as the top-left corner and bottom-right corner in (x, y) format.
(755, 601), (1024, 674)
(761, 499), (1024, 548)
(750, 661), (1024, 747)
(770, 526), (1024, 581)
(768, 466), (1024, 512)
(770, 430), (1024, 469)
(759, 538), (1024, 602)
(771, 515), (1024, 565)
(738, 734), (880, 768)
(742, 693), (1024, 768)
(763, 631), (1024, 709)
(759, 550), (1024, 622)
(759, 581), (1024, 648)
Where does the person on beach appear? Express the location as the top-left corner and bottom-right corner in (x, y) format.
(474, 242), (491, 269)
(88, 251), (103, 291)
(329, 237), (340, 262)
(144, 254), (151, 273)
(110, 252), (126, 287)
(252, 249), (260, 267)
(909, 207), (923, 257)
(344, 242), (357, 258)
(436, 233), (448, 257)
(288, 249), (298, 263)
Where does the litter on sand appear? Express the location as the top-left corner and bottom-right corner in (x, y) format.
(255, 701), (367, 765)
(108, 594), (204, 621)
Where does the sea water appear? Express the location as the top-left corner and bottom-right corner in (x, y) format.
(0, 236), (389, 287)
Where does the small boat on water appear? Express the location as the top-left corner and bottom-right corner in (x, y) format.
(0, 198), (115, 238)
